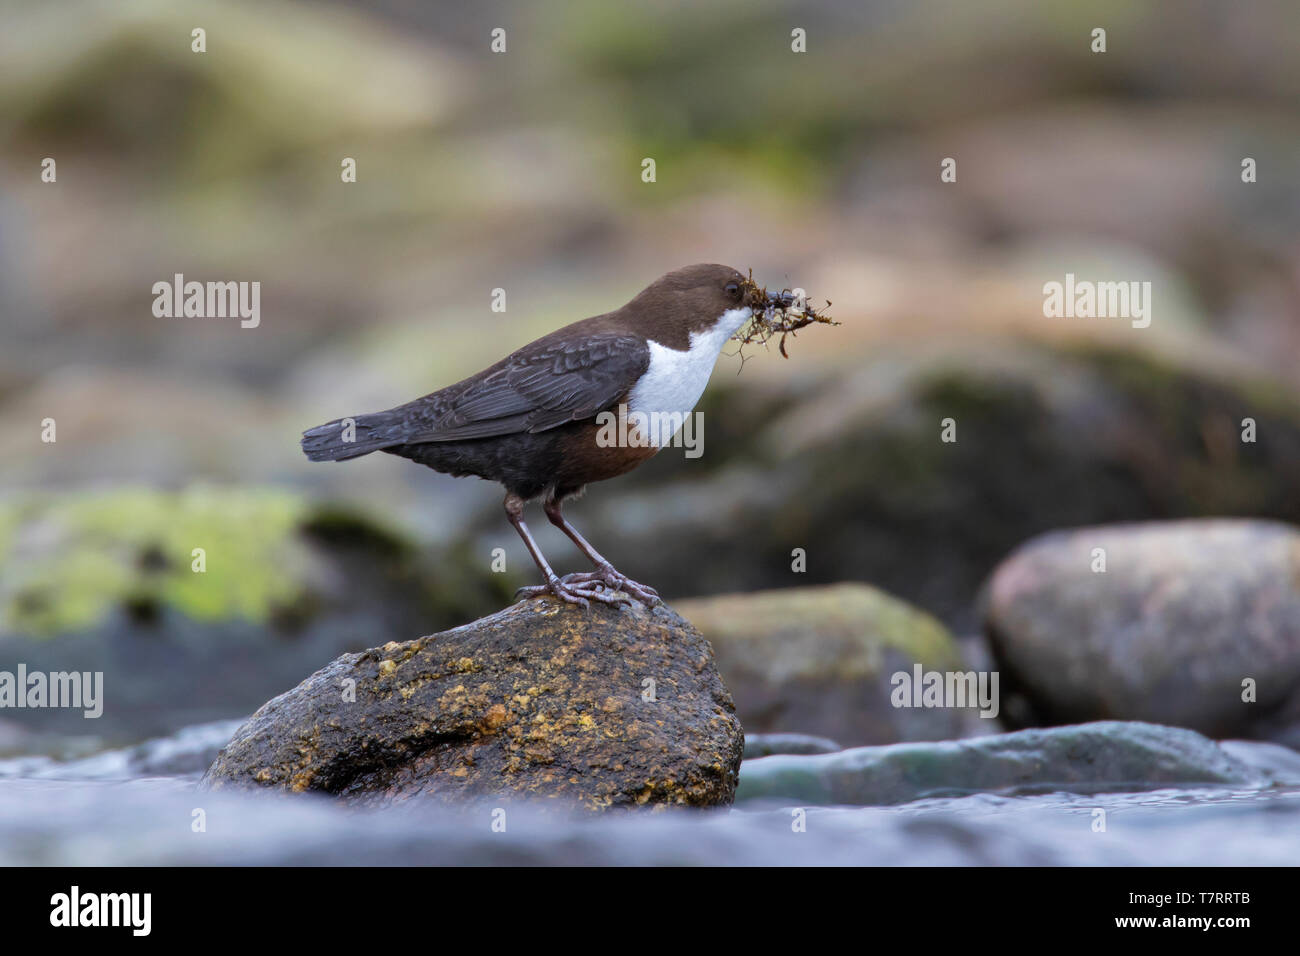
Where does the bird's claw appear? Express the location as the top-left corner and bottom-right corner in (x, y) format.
(514, 570), (660, 608)
(559, 569), (661, 606)
(514, 577), (628, 608)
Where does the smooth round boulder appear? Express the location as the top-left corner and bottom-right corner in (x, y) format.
(984, 520), (1300, 745)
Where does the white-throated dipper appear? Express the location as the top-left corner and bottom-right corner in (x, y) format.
(301, 263), (799, 607)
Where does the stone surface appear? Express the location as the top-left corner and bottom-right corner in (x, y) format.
(984, 519), (1300, 745)
(203, 598), (744, 811)
(676, 584), (974, 746)
(735, 721), (1289, 807)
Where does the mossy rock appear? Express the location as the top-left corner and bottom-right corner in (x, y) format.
(0, 486), (511, 742)
(676, 583), (974, 746)
(1, 486), (318, 637)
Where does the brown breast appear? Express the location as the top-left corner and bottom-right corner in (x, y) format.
(551, 417), (660, 493)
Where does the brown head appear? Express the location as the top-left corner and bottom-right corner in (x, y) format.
(617, 263), (754, 349)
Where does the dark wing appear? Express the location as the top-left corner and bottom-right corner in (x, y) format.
(398, 331), (650, 442)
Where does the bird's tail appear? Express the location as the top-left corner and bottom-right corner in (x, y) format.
(300, 411), (408, 462)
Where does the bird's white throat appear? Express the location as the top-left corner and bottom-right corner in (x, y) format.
(626, 307), (752, 444)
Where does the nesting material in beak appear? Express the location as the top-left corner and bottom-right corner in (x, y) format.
(732, 268), (837, 358)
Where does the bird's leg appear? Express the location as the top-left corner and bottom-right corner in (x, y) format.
(505, 494), (627, 608)
(542, 497), (661, 606)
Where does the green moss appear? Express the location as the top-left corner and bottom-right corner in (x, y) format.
(0, 486), (323, 637)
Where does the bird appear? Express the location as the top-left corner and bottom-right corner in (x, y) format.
(301, 263), (795, 608)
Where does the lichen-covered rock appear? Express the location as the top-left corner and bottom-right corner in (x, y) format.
(984, 520), (1300, 746)
(202, 598), (744, 810)
(736, 721), (1286, 807)
(676, 584), (976, 746)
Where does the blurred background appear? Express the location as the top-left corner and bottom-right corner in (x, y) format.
(1, 0), (1298, 747)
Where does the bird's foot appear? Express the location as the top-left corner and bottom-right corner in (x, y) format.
(559, 568), (660, 606)
(514, 575), (631, 609)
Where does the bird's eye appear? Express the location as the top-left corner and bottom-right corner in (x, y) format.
(725, 281), (741, 297)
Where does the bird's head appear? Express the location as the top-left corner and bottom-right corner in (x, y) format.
(627, 263), (794, 350)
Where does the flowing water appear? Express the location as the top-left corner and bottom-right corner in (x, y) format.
(2, 720), (1297, 866)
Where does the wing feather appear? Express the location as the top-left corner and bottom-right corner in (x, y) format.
(401, 331), (649, 442)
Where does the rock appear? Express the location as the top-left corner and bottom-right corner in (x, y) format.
(743, 733), (842, 759)
(202, 599), (744, 811)
(1219, 740), (1300, 784)
(0, 487), (511, 742)
(522, 342), (1300, 631)
(676, 584), (979, 746)
(984, 520), (1300, 745)
(735, 721), (1278, 807)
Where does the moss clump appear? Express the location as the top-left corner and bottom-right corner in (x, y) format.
(0, 486), (321, 637)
